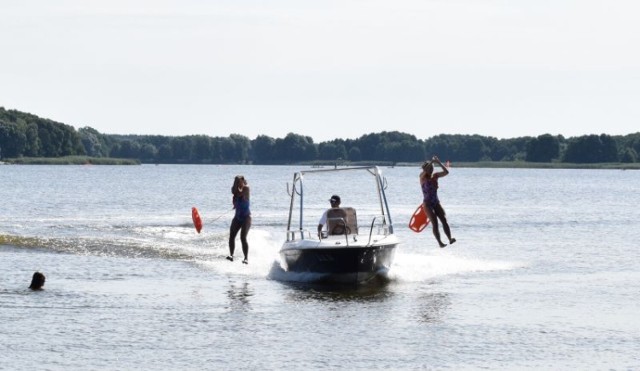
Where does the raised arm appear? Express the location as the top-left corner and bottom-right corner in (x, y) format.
(240, 183), (250, 199)
(432, 156), (449, 177)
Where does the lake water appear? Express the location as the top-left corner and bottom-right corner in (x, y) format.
(1, 165), (639, 370)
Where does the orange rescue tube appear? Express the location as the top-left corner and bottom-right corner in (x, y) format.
(192, 207), (203, 233)
(408, 204), (429, 233)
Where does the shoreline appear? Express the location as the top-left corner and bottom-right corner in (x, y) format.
(308, 160), (640, 170)
(2, 157), (639, 169)
(2, 156), (140, 165)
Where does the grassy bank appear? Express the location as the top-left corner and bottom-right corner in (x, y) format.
(429, 161), (640, 170)
(3, 156), (140, 165)
(2, 157), (638, 169)
(307, 160), (640, 170)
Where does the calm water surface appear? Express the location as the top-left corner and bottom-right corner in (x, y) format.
(1, 165), (639, 370)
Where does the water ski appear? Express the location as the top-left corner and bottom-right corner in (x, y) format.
(192, 207), (203, 233)
(409, 204), (429, 233)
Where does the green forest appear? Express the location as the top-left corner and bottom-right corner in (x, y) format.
(2, 107), (639, 165)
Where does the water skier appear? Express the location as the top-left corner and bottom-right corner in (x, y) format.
(420, 156), (456, 248)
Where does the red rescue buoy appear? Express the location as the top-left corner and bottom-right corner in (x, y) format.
(192, 207), (203, 233)
(409, 204), (429, 233)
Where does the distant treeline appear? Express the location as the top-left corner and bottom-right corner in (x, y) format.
(2, 107), (640, 164)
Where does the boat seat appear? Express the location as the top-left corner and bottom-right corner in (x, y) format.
(327, 207), (358, 235)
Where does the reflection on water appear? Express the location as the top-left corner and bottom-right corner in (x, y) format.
(418, 292), (451, 324)
(282, 278), (394, 304)
(226, 279), (253, 311)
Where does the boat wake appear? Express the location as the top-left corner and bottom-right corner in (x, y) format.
(0, 228), (228, 262)
(389, 251), (523, 282)
(2, 228), (523, 285)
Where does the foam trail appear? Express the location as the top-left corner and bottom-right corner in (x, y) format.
(196, 229), (283, 278)
(200, 231), (524, 284)
(390, 251), (524, 283)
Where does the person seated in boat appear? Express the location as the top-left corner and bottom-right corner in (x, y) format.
(317, 195), (348, 238)
(29, 271), (46, 290)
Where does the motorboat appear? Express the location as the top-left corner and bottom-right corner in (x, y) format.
(279, 166), (400, 284)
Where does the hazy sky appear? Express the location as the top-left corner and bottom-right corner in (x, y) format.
(1, 0), (639, 142)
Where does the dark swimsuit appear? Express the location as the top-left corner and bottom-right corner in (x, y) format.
(233, 195), (251, 223)
(422, 176), (439, 208)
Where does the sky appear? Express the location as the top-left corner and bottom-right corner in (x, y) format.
(1, 0), (639, 142)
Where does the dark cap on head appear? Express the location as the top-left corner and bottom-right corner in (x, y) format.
(329, 195), (341, 203)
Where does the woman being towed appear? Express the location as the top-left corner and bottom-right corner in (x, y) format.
(420, 156), (456, 248)
(227, 175), (251, 264)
